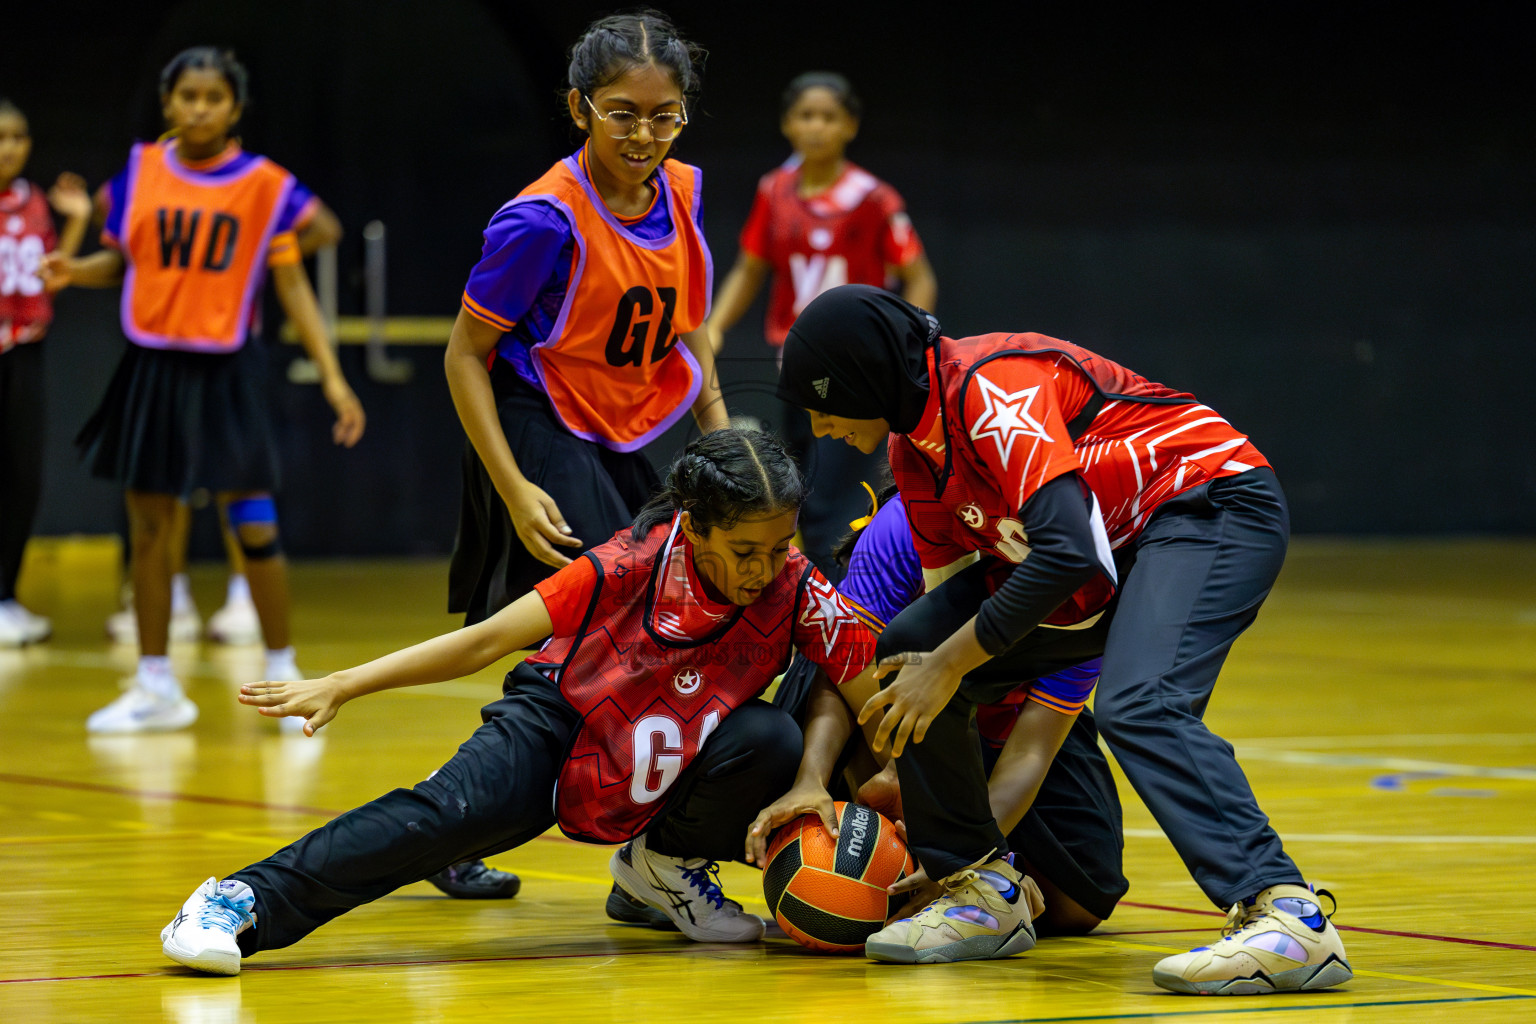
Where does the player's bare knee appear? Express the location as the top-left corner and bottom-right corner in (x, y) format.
(226, 495), (282, 561)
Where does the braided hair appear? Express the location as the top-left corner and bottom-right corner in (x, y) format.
(567, 9), (704, 103)
(632, 429), (805, 540)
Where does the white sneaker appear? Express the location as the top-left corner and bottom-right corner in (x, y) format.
(87, 683), (199, 733)
(609, 834), (765, 943)
(207, 597), (262, 646)
(107, 605), (203, 645)
(161, 877), (256, 975)
(0, 604), (29, 647)
(0, 600), (50, 644)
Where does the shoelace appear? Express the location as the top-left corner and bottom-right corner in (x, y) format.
(197, 892), (252, 933)
(1220, 887), (1338, 940)
(678, 861), (728, 910)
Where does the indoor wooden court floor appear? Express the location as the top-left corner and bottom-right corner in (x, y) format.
(3, 539), (1535, 1023)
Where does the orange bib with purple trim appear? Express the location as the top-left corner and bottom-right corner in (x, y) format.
(511, 154), (711, 452)
(118, 142), (296, 352)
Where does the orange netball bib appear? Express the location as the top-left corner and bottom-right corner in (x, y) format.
(118, 142), (296, 352)
(513, 154), (712, 451)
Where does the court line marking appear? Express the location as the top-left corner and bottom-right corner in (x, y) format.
(1235, 733), (1536, 748)
(7, 772), (1536, 946)
(950, 995), (1535, 1022)
(1124, 827), (1536, 845)
(1229, 748), (1536, 780)
(0, 773), (582, 846)
(1120, 900), (1536, 953)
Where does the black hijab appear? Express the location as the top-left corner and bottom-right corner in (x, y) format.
(776, 284), (938, 434)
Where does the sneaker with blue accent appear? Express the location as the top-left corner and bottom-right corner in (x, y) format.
(865, 853), (1042, 964)
(1152, 883), (1353, 994)
(608, 834), (763, 942)
(161, 877), (257, 975)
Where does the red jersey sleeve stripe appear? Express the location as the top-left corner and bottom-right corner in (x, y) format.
(462, 290), (517, 332)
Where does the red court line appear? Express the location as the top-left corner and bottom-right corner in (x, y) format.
(1120, 900), (1536, 952)
(0, 946), (692, 985)
(0, 773), (578, 845)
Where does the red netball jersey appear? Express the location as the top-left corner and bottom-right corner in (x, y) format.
(108, 142), (304, 352)
(740, 160), (923, 345)
(464, 153), (712, 452)
(529, 517), (875, 843)
(0, 179), (56, 353)
(892, 334), (1270, 623)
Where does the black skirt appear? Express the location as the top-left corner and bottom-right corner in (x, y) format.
(76, 340), (279, 497)
(448, 363), (661, 624)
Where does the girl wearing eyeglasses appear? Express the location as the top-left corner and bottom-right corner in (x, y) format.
(445, 10), (727, 627)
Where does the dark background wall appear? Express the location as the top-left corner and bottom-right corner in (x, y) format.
(7, 1), (1532, 555)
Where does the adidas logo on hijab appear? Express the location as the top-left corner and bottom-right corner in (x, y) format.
(813, 378), (830, 398)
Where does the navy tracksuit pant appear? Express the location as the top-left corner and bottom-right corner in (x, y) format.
(880, 468), (1302, 908)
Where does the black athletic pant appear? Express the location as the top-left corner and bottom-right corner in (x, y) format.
(880, 469), (1300, 908)
(0, 343), (45, 601)
(231, 665), (801, 954)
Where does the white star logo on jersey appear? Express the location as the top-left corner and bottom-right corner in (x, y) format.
(968, 375), (1053, 465)
(672, 667), (703, 696)
(958, 504), (986, 529)
(799, 576), (859, 650)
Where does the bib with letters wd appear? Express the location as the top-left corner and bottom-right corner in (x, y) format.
(117, 142), (297, 352)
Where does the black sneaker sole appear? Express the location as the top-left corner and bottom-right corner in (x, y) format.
(605, 883), (679, 931)
(426, 865), (521, 900)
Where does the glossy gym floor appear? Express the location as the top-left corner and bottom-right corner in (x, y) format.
(2, 539), (1534, 1023)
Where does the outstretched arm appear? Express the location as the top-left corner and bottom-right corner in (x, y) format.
(239, 589), (555, 735)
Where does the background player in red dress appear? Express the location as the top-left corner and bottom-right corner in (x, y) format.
(40, 48), (365, 733)
(0, 99), (92, 647)
(447, 11), (727, 627)
(157, 429), (878, 975)
(778, 284), (1353, 989)
(706, 73), (936, 576)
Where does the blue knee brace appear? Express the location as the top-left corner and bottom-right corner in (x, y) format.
(226, 496), (281, 560)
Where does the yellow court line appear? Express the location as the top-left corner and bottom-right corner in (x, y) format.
(1090, 938), (1536, 997)
(0, 826), (300, 846)
(1351, 969), (1536, 997)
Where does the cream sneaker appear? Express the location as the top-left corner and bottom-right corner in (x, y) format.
(1152, 884), (1353, 994)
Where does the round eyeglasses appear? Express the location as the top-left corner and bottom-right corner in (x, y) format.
(585, 96), (688, 142)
